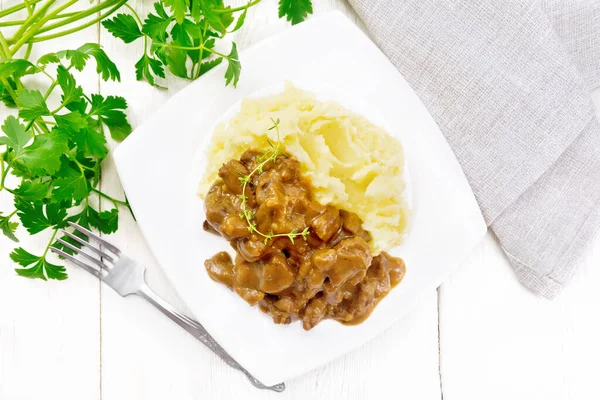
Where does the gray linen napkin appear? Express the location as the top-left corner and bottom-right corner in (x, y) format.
(348, 0), (600, 298)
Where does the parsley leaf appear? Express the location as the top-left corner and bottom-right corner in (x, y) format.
(163, 0), (190, 24)
(1, 116), (32, 151)
(102, 14), (143, 43)
(135, 54), (165, 87)
(88, 207), (119, 234)
(56, 66), (84, 107)
(201, 0), (234, 33)
(231, 8), (248, 33)
(15, 198), (65, 234)
(37, 53), (60, 65)
(52, 165), (89, 203)
(15, 89), (50, 121)
(1, 40), (131, 281)
(0, 59), (36, 80)
(0, 79), (17, 107)
(190, 0), (201, 22)
(165, 22), (194, 78)
(88, 94), (132, 141)
(74, 128), (109, 158)
(11, 247), (68, 281)
(224, 42), (241, 87)
(142, 3), (172, 41)
(0, 213), (19, 242)
(14, 131), (68, 176)
(199, 58), (223, 75)
(55, 111), (88, 133)
(57, 43), (120, 82)
(278, 0), (313, 25)
(13, 180), (51, 201)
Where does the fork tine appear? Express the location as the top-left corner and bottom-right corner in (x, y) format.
(50, 247), (104, 279)
(67, 222), (121, 255)
(61, 230), (115, 262)
(55, 238), (111, 271)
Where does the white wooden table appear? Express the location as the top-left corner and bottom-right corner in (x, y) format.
(2, 1), (600, 399)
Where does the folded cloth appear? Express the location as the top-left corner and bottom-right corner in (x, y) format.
(348, 0), (600, 298)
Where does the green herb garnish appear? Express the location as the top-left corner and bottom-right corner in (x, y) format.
(238, 118), (310, 245)
(102, 0), (313, 87)
(0, 42), (132, 280)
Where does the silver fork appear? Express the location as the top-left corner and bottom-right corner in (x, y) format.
(51, 221), (285, 393)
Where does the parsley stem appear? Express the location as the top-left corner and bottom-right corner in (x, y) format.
(0, 32), (11, 58)
(5, 209), (18, 219)
(42, 65), (70, 102)
(0, 11), (84, 27)
(124, 3), (143, 26)
(10, 0), (56, 47)
(24, 43), (33, 60)
(0, 160), (4, 190)
(193, 21), (210, 79)
(42, 229), (59, 258)
(0, 163), (12, 190)
(214, 0), (261, 13)
(50, 104), (65, 115)
(124, 3), (148, 55)
(28, 0), (127, 44)
(0, 0), (43, 19)
(34, 121), (50, 134)
(91, 188), (134, 218)
(24, 0), (34, 15)
(0, 77), (17, 102)
(73, 158), (94, 171)
(38, 68), (56, 83)
(43, 81), (58, 101)
(155, 42), (231, 60)
(10, 0), (76, 55)
(35, 0), (123, 35)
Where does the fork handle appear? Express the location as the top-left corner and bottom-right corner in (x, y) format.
(136, 284), (285, 392)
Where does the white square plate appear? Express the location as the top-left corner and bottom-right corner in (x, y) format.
(113, 11), (487, 386)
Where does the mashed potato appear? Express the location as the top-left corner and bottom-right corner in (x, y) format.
(199, 83), (409, 253)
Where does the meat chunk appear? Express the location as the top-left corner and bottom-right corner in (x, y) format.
(340, 210), (372, 242)
(311, 249), (337, 271)
(310, 206), (341, 242)
(261, 253), (295, 293)
(218, 160), (248, 195)
(327, 237), (372, 287)
(220, 215), (250, 240)
(236, 238), (268, 262)
(302, 296), (328, 330)
(203, 151), (406, 331)
(235, 286), (264, 305)
(204, 183), (238, 230)
(204, 252), (234, 287)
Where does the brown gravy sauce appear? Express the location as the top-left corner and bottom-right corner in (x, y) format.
(204, 151), (405, 330)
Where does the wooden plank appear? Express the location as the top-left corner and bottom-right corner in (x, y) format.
(0, 3), (100, 399)
(439, 89), (600, 400)
(98, 1), (441, 398)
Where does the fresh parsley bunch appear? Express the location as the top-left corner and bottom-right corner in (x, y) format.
(102, 0), (313, 87)
(0, 45), (132, 280)
(0, 0), (313, 282)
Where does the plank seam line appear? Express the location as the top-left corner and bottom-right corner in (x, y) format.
(437, 287), (444, 400)
(96, 10), (103, 400)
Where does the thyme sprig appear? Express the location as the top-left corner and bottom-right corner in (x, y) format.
(237, 118), (310, 245)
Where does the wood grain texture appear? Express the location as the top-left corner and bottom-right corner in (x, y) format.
(0, 3), (100, 400)
(438, 89), (600, 400)
(2, 0), (600, 399)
